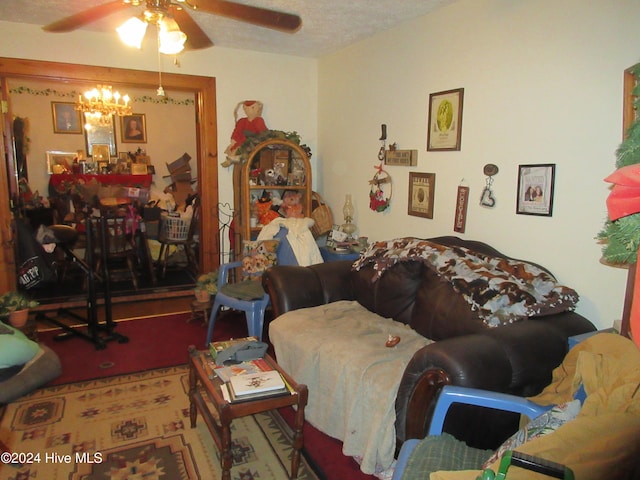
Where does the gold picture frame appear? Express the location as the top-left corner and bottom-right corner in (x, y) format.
(121, 113), (147, 143)
(427, 88), (464, 151)
(408, 172), (435, 218)
(91, 144), (110, 162)
(46, 151), (76, 174)
(51, 102), (82, 134)
(131, 163), (148, 175)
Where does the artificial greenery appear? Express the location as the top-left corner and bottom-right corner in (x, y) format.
(235, 129), (302, 162)
(0, 291), (39, 317)
(195, 271), (218, 295)
(598, 63), (640, 264)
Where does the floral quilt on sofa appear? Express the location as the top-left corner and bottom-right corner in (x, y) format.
(353, 238), (579, 327)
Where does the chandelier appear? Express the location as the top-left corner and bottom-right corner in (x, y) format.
(116, 3), (187, 55)
(76, 85), (132, 126)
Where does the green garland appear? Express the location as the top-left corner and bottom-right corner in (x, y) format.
(234, 129), (302, 162)
(598, 63), (640, 264)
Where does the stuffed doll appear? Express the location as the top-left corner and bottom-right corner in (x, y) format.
(222, 100), (268, 167)
(280, 190), (304, 218)
(256, 195), (280, 226)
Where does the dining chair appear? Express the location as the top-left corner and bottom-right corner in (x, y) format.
(90, 204), (140, 290)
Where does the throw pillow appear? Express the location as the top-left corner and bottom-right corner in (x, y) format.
(481, 399), (582, 469)
(241, 239), (279, 281)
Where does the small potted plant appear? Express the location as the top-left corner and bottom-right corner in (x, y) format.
(0, 291), (39, 328)
(194, 270), (218, 303)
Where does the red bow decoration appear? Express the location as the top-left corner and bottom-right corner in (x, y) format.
(605, 164), (640, 349)
(605, 164), (640, 221)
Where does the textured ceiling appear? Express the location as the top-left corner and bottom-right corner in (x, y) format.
(0, 0), (457, 58)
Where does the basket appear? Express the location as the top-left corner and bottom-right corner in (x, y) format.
(159, 213), (191, 241)
(310, 191), (333, 237)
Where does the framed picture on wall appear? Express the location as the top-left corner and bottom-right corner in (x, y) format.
(427, 88), (464, 151)
(516, 164), (556, 216)
(121, 113), (147, 143)
(91, 144), (110, 162)
(408, 172), (436, 218)
(51, 102), (82, 134)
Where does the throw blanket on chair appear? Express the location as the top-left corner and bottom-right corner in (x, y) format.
(353, 238), (579, 327)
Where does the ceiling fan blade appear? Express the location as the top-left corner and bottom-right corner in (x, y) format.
(42, 1), (132, 32)
(170, 6), (214, 49)
(192, 0), (301, 32)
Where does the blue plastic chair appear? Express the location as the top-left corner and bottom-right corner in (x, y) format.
(392, 385), (554, 480)
(205, 226), (299, 345)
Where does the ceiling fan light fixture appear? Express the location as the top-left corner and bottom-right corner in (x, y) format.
(116, 16), (148, 49)
(158, 16), (187, 55)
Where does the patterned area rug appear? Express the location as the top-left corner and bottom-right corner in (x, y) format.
(0, 366), (321, 480)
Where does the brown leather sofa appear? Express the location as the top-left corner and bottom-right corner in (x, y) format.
(262, 236), (596, 449)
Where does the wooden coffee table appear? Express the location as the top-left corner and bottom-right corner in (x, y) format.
(188, 347), (308, 480)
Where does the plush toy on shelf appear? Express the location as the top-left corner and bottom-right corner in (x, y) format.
(256, 192), (281, 226)
(280, 190), (304, 218)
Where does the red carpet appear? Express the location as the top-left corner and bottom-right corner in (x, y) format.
(39, 311), (375, 480)
(39, 312), (243, 385)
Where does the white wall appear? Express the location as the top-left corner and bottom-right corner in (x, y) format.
(0, 21), (318, 224)
(317, 0), (640, 330)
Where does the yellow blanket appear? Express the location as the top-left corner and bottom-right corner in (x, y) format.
(430, 333), (640, 480)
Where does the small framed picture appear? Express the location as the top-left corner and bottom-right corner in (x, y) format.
(121, 113), (147, 143)
(516, 164), (556, 216)
(91, 144), (110, 162)
(46, 151), (76, 174)
(427, 88), (464, 151)
(131, 163), (148, 175)
(51, 102), (82, 134)
(408, 172), (436, 218)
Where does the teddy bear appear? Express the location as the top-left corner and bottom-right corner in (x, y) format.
(222, 100), (268, 167)
(280, 190), (304, 218)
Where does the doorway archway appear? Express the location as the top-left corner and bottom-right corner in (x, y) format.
(0, 57), (220, 299)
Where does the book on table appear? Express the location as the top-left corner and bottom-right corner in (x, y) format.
(225, 370), (291, 403)
(213, 358), (272, 383)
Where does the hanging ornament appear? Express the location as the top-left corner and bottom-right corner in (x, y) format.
(369, 164), (392, 212)
(370, 124), (392, 212)
(480, 163), (499, 208)
(454, 179), (469, 233)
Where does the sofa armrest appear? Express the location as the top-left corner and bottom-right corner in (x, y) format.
(262, 260), (354, 318)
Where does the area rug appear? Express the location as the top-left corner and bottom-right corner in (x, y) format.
(0, 365), (322, 480)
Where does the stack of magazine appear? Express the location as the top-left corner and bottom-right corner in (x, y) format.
(207, 338), (293, 403)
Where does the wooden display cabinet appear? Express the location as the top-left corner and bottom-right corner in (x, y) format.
(233, 139), (312, 253)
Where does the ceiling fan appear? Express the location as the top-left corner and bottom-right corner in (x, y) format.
(42, 0), (302, 51)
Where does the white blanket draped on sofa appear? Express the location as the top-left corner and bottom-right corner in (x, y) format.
(269, 300), (433, 475)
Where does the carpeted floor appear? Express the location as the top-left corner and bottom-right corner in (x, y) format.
(0, 365), (321, 480)
(37, 312), (242, 385)
(33, 311), (376, 480)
